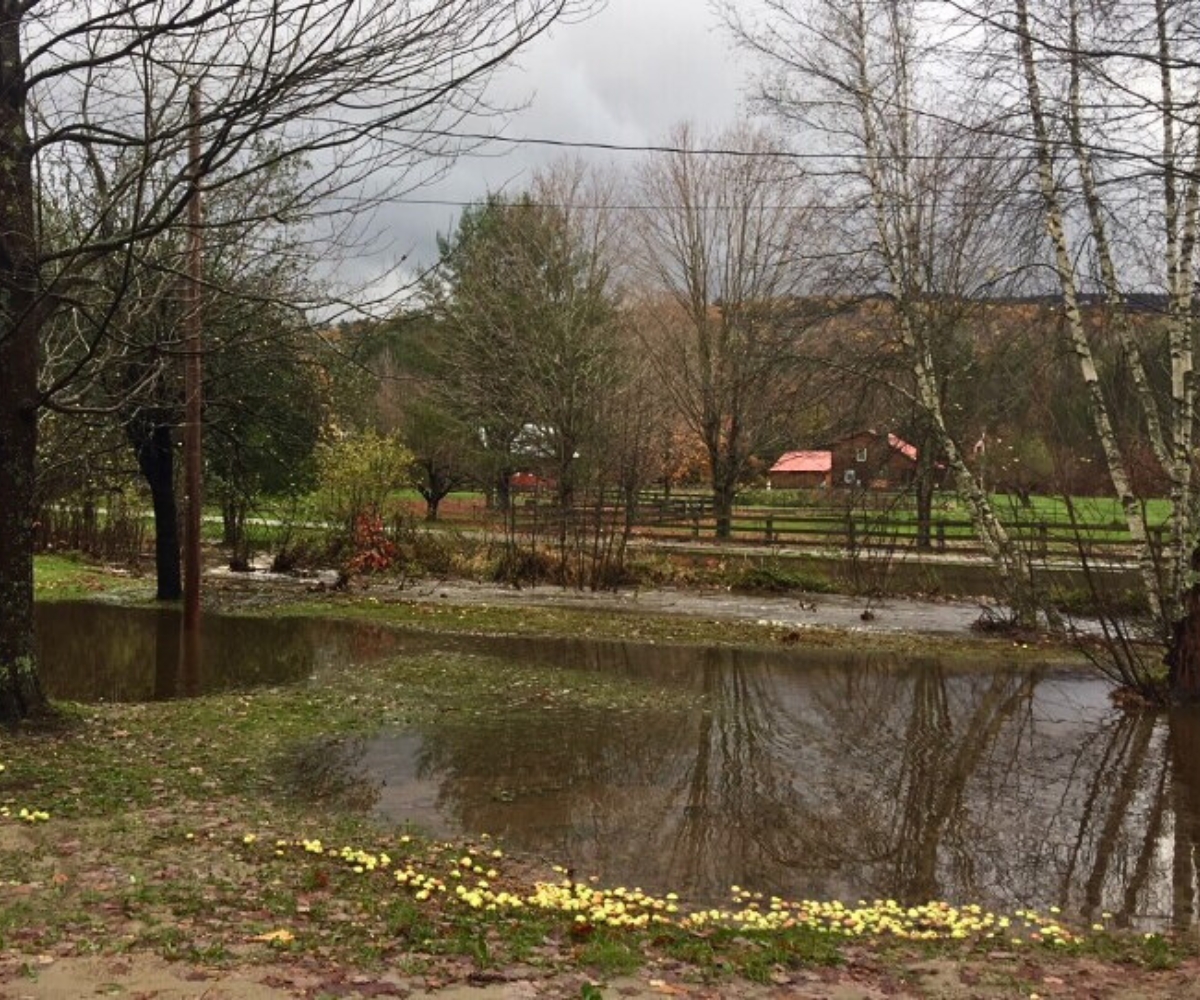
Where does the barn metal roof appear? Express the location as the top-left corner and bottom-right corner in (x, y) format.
(770, 450), (833, 473)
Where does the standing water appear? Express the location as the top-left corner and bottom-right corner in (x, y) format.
(35, 601), (1198, 929)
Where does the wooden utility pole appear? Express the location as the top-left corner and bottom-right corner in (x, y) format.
(182, 83), (203, 686)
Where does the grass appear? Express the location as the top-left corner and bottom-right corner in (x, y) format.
(6, 709), (1181, 986)
(0, 674), (853, 984)
(730, 562), (835, 595)
(33, 553), (140, 601)
(32, 551), (1083, 666)
(3, 578), (1193, 993)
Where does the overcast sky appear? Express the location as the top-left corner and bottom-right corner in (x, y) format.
(360, 0), (756, 299)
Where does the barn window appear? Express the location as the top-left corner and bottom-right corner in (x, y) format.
(844, 469), (857, 485)
(855, 447), (867, 463)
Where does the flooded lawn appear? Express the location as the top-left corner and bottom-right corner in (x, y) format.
(35, 601), (1198, 931)
(35, 602), (408, 701)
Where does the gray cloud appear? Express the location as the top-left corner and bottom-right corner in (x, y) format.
(345, 0), (754, 303)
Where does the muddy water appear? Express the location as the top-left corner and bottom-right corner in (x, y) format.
(323, 650), (1197, 930)
(34, 602), (407, 701)
(34, 601), (1200, 930)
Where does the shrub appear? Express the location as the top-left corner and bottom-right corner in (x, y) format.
(345, 512), (399, 575)
(315, 431), (414, 533)
(731, 563), (834, 594)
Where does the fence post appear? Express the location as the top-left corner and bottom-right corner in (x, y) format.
(765, 515), (774, 544)
(1038, 522), (1048, 559)
(936, 520), (946, 552)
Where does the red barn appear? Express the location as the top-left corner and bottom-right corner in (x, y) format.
(829, 430), (919, 489)
(768, 451), (833, 489)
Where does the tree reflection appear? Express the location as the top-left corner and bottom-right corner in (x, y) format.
(1056, 710), (1162, 927)
(797, 662), (1040, 905)
(403, 645), (1057, 903)
(661, 647), (810, 895)
(1168, 708), (1200, 930)
(36, 602), (393, 701)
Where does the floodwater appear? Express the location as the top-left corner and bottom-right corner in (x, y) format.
(34, 602), (406, 702)
(336, 651), (1194, 930)
(34, 600), (1200, 930)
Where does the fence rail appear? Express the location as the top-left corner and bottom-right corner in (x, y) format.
(498, 490), (1163, 563)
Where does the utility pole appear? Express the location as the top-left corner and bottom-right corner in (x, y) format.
(181, 83), (203, 689)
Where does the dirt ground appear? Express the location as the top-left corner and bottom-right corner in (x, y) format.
(7, 948), (1200, 999)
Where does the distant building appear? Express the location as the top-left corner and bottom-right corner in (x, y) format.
(510, 471), (553, 493)
(828, 430), (919, 489)
(768, 450), (833, 489)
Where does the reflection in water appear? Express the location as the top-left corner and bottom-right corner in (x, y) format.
(323, 642), (1200, 929)
(34, 601), (409, 702)
(35, 601), (1200, 929)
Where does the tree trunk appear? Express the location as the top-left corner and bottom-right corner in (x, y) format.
(424, 495), (441, 521)
(494, 469), (512, 513)
(133, 423), (183, 601)
(221, 497), (238, 545)
(0, 1), (47, 724)
(915, 435), (935, 550)
(0, 340), (43, 723)
(713, 480), (736, 540)
(222, 497), (250, 571)
(1167, 549), (1200, 700)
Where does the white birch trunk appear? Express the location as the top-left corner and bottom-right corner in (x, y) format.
(852, 0), (1038, 621)
(1014, 0), (1165, 628)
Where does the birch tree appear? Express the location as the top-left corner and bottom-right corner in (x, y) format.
(722, 0), (1044, 622)
(0, 0), (595, 722)
(984, 0), (1199, 695)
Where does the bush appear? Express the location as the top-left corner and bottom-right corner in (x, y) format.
(315, 431), (414, 533)
(271, 533), (338, 573)
(731, 563), (834, 594)
(34, 491), (147, 565)
(1051, 586), (1150, 621)
(490, 546), (559, 587)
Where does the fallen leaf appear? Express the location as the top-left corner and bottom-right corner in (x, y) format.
(251, 929), (295, 944)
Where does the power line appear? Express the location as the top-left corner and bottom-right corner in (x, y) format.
(386, 193), (1152, 214)
(399, 127), (1180, 168)
(406, 128), (1009, 162)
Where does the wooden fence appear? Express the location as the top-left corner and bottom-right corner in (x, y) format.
(499, 490), (1162, 563)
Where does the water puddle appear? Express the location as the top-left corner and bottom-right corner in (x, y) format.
(34, 602), (407, 701)
(299, 646), (1195, 929)
(34, 600), (1200, 930)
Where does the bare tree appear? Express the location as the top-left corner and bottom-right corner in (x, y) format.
(980, 0), (1199, 693)
(0, 0), (596, 722)
(631, 122), (817, 539)
(721, 0), (1045, 622)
